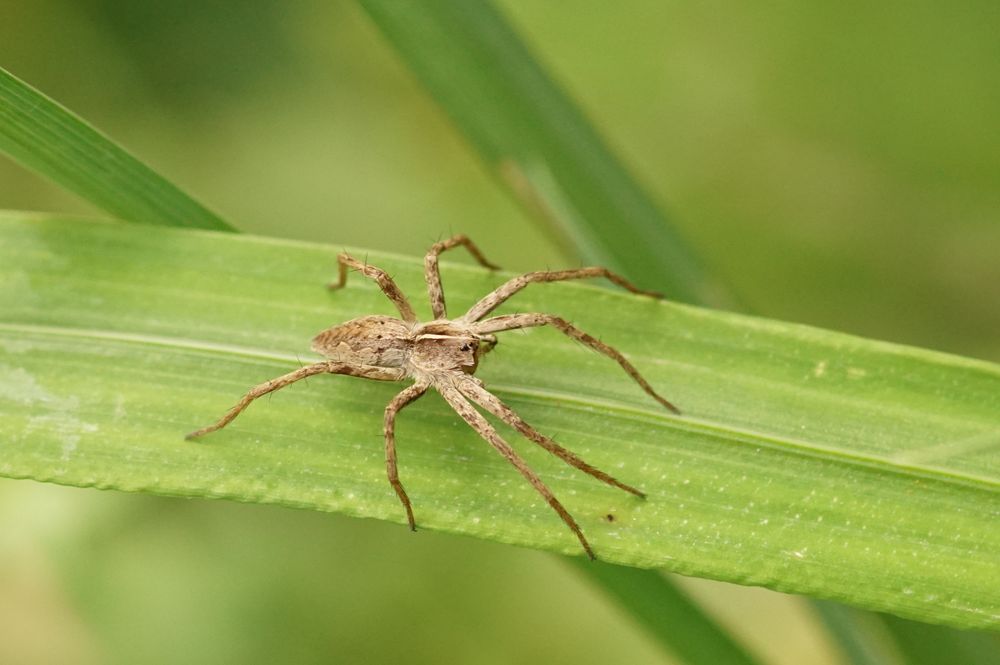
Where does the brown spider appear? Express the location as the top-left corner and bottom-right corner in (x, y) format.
(187, 236), (679, 558)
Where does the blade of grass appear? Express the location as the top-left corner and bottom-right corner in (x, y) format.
(2, 213), (998, 632)
(566, 560), (760, 665)
(813, 600), (1000, 665)
(878, 614), (1000, 665)
(357, 0), (730, 308)
(811, 601), (909, 665)
(0, 67), (232, 231)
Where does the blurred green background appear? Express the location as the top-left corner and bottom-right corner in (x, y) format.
(2, 1), (997, 663)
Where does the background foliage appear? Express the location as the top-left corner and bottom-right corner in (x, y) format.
(2, 1), (998, 663)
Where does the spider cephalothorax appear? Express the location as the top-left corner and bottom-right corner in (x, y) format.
(187, 236), (678, 558)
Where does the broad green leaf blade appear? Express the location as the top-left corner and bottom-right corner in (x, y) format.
(567, 561), (760, 665)
(1, 215), (998, 630)
(0, 67), (232, 231)
(357, 0), (730, 308)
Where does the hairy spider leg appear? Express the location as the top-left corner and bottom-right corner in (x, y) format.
(384, 381), (430, 530)
(186, 362), (404, 440)
(460, 267), (663, 323)
(436, 382), (596, 559)
(474, 313), (680, 414)
(330, 253), (417, 322)
(424, 234), (500, 319)
(456, 376), (645, 497)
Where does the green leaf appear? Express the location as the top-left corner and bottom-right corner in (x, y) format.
(357, 0), (731, 308)
(2, 213), (997, 631)
(0, 67), (232, 231)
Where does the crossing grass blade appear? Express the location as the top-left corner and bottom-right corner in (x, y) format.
(357, 0), (730, 307)
(567, 560), (761, 665)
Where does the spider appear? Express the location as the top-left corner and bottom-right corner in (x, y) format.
(187, 236), (679, 558)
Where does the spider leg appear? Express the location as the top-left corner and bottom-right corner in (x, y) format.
(424, 234), (500, 319)
(436, 383), (596, 559)
(384, 381), (430, 530)
(186, 362), (404, 439)
(473, 314), (681, 414)
(456, 377), (645, 498)
(460, 267), (662, 323)
(329, 253), (417, 322)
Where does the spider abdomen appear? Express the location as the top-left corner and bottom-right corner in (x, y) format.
(311, 315), (412, 367)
